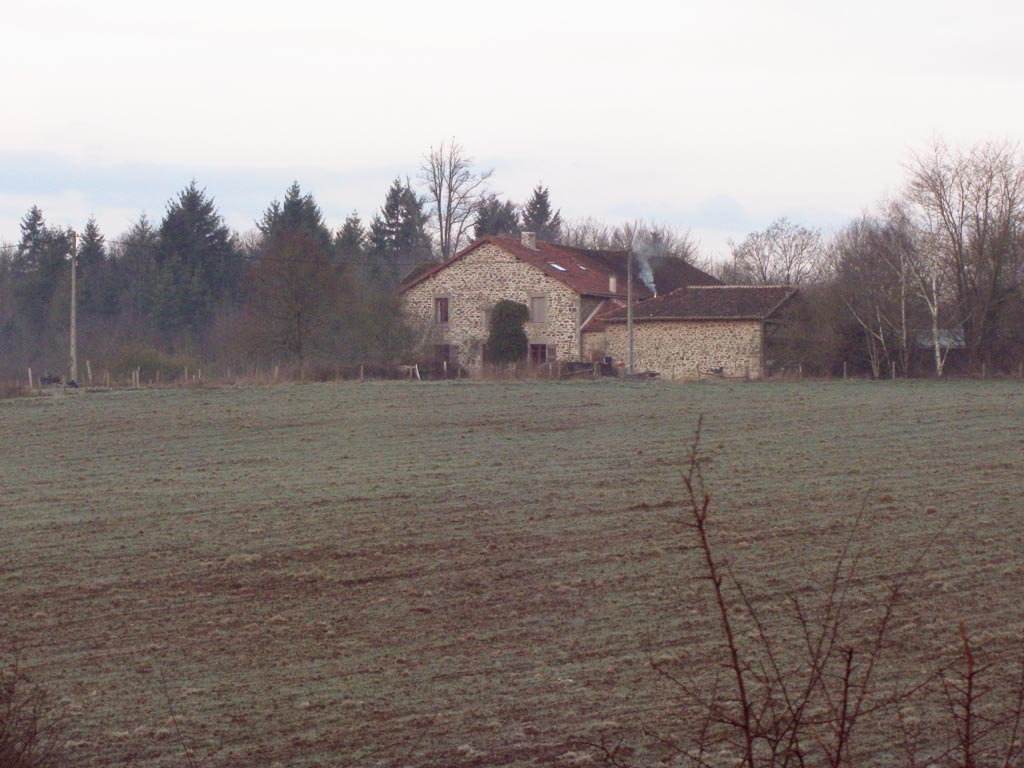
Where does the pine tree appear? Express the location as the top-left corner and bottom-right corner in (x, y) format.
(78, 217), (109, 315)
(335, 212), (366, 265)
(258, 182), (333, 254)
(520, 184), (562, 242)
(367, 178), (433, 289)
(113, 214), (159, 322)
(474, 194), (520, 238)
(11, 207), (71, 326)
(155, 181), (240, 334)
(245, 185), (349, 368)
(16, 207), (46, 262)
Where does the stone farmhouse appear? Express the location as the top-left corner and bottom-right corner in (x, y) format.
(399, 232), (718, 370)
(584, 285), (798, 379)
(399, 232), (795, 378)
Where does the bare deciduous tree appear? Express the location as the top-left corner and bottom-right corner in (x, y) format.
(242, 230), (344, 374)
(419, 139), (493, 261)
(904, 140), (1024, 372)
(560, 217), (615, 250)
(729, 217), (824, 286)
(831, 213), (918, 377)
(561, 218), (700, 263)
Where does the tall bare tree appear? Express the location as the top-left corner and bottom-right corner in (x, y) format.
(831, 213), (918, 377)
(729, 217), (824, 285)
(419, 140), (492, 261)
(242, 230), (343, 373)
(904, 140), (1024, 371)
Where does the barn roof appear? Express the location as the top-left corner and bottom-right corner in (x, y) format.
(397, 234), (719, 299)
(603, 285), (798, 323)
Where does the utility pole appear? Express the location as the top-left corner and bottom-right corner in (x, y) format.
(69, 229), (78, 384)
(627, 246), (634, 375)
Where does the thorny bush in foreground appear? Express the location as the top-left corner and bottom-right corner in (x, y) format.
(589, 418), (1024, 768)
(0, 655), (67, 768)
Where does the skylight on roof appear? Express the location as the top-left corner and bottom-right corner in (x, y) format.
(548, 262), (568, 271)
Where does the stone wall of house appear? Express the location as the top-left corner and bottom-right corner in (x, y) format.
(581, 329), (608, 361)
(402, 243), (582, 367)
(604, 320), (764, 380)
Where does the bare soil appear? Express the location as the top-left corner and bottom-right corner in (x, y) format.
(1, 380), (1022, 766)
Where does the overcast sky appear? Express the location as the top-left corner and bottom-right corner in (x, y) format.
(2, 0), (1021, 259)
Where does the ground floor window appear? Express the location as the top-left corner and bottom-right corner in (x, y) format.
(529, 344), (548, 364)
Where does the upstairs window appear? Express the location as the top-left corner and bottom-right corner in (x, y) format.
(529, 296), (547, 323)
(434, 297), (449, 323)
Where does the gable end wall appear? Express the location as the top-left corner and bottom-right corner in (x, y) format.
(402, 243), (581, 367)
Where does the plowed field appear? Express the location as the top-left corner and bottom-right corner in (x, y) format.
(2, 380), (1022, 766)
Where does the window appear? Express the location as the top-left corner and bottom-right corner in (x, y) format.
(529, 344), (548, 364)
(434, 344), (452, 364)
(529, 296), (547, 323)
(434, 297), (449, 323)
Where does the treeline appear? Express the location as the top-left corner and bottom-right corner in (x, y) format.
(557, 139), (1024, 378)
(731, 140), (1024, 378)
(1, 139), (1022, 382)
(0, 179), (422, 381)
(0, 140), (573, 382)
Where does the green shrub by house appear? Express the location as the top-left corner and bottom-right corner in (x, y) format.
(487, 300), (529, 364)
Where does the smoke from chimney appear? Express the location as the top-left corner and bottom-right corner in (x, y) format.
(631, 243), (657, 295)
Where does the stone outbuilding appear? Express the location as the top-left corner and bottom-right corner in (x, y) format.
(585, 285), (798, 380)
(399, 232), (718, 370)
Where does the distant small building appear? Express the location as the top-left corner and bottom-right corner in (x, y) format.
(584, 285), (798, 380)
(914, 329), (966, 350)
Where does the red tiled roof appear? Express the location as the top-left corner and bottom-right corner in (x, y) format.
(603, 285), (798, 322)
(398, 235), (718, 298)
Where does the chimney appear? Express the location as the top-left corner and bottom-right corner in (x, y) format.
(521, 231), (537, 249)
(609, 275), (618, 293)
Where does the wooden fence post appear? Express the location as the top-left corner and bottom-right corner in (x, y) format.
(86, 360), (92, 384)
(28, 367), (33, 389)
(843, 361), (847, 380)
